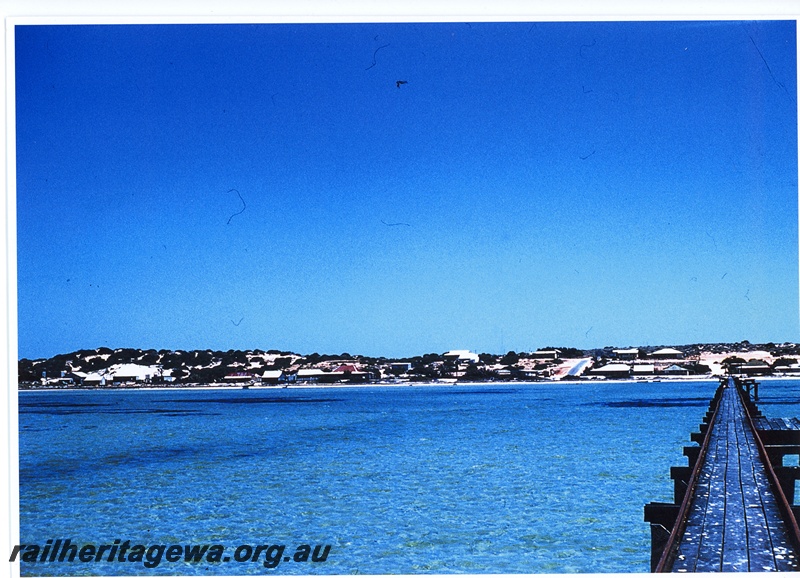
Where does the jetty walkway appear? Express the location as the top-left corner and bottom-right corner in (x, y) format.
(645, 377), (800, 572)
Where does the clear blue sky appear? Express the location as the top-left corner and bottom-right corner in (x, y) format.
(14, 20), (798, 360)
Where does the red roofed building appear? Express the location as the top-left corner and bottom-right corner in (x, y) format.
(224, 372), (257, 384)
(332, 364), (370, 383)
(333, 364), (359, 373)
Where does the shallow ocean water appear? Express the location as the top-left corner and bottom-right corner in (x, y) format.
(17, 380), (800, 575)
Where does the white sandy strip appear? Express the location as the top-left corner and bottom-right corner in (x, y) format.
(18, 374), (800, 393)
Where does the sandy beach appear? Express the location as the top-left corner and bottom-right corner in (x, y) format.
(19, 373), (800, 393)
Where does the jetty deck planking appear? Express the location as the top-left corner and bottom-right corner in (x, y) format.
(663, 382), (800, 572)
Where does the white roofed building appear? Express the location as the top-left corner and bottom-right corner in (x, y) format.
(83, 372), (106, 386)
(614, 348), (640, 360)
(261, 370), (286, 384)
(662, 364), (690, 375)
(632, 364), (655, 376)
(651, 348), (684, 360)
(531, 349), (561, 360)
(295, 368), (332, 383)
(110, 364), (161, 384)
(739, 360), (772, 376)
(443, 350), (480, 366)
(591, 363), (632, 378)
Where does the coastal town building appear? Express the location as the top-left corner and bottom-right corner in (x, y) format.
(332, 364), (370, 382)
(776, 364), (800, 375)
(614, 348), (640, 360)
(224, 372), (256, 384)
(662, 364), (690, 376)
(531, 349), (561, 360)
(591, 363), (632, 378)
(261, 370), (286, 384)
(112, 364), (151, 384)
(632, 364), (655, 376)
(41, 371), (83, 387)
(54, 363), (175, 387)
(296, 368), (331, 383)
(495, 367), (513, 379)
(443, 350), (480, 367)
(389, 362), (413, 374)
(738, 360), (772, 376)
(83, 373), (106, 386)
(17, 343), (800, 388)
(651, 348), (684, 360)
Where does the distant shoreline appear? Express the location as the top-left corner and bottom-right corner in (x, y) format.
(17, 374), (800, 393)
(20, 343), (800, 391)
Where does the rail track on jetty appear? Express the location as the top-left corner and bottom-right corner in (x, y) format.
(646, 377), (800, 572)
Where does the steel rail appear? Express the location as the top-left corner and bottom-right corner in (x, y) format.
(736, 382), (800, 558)
(653, 382), (724, 572)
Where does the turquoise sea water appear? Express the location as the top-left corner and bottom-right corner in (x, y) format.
(17, 380), (800, 575)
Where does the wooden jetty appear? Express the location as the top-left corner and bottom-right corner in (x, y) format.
(645, 377), (800, 572)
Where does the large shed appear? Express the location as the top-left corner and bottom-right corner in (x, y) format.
(591, 363), (632, 378)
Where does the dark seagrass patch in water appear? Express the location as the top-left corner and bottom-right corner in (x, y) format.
(162, 396), (342, 405)
(591, 397), (711, 408)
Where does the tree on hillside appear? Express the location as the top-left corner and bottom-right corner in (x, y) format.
(191, 350), (214, 366)
(160, 352), (185, 369)
(721, 356), (746, 375)
(462, 363), (491, 381)
(170, 368), (188, 381)
(417, 353), (442, 365)
(82, 356), (109, 372)
(223, 350), (248, 366)
(107, 348), (140, 365)
(408, 364), (440, 380)
(74, 348), (99, 357)
(187, 364), (228, 384)
(499, 351), (519, 366)
(267, 349), (297, 355)
(272, 356), (294, 369)
(549, 347), (583, 358)
(479, 353), (496, 364)
(41, 354), (74, 377)
(138, 350), (159, 365)
(18, 359), (38, 383)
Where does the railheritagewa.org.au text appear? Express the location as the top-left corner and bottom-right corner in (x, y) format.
(10, 539), (331, 568)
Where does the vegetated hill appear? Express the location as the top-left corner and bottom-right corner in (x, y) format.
(17, 347), (403, 385)
(18, 341), (798, 386)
